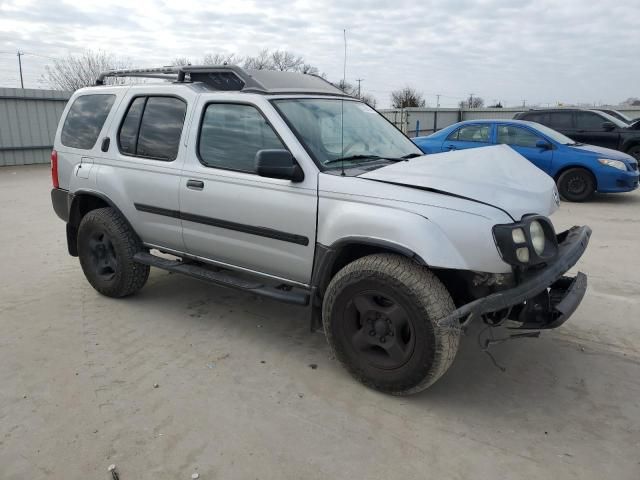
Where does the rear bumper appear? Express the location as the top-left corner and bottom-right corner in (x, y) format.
(440, 225), (591, 329)
(51, 188), (72, 222)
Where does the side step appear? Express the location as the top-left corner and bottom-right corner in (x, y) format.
(133, 252), (309, 306)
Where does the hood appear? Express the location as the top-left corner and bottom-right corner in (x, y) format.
(568, 144), (636, 163)
(359, 144), (559, 220)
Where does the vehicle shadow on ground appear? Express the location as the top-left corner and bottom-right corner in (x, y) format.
(588, 192), (640, 205)
(132, 271), (639, 417)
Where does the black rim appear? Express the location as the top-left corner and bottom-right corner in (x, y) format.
(566, 174), (587, 196)
(343, 290), (415, 370)
(87, 230), (117, 280)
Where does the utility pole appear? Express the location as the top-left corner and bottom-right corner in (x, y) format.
(17, 51), (24, 89)
(436, 94), (441, 108)
(356, 78), (363, 98)
(469, 93), (474, 108)
(522, 99), (526, 108)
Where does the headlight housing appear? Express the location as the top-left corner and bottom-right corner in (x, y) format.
(598, 158), (627, 171)
(493, 215), (558, 267)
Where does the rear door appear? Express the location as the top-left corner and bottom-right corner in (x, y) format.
(179, 97), (317, 284)
(573, 111), (620, 149)
(98, 87), (196, 252)
(546, 111), (576, 139)
(441, 123), (492, 151)
(496, 123), (553, 173)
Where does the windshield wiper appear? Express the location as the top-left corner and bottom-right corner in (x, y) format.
(324, 154), (409, 166)
(402, 153), (423, 159)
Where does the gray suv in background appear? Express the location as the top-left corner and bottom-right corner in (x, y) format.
(50, 66), (591, 394)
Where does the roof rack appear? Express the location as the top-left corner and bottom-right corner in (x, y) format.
(96, 65), (350, 97)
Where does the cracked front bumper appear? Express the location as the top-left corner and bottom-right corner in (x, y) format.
(440, 225), (591, 329)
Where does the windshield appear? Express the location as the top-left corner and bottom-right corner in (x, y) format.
(273, 98), (422, 169)
(528, 122), (581, 145)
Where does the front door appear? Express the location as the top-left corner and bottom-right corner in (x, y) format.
(572, 111), (620, 150)
(441, 123), (492, 152)
(496, 124), (553, 172)
(179, 100), (317, 285)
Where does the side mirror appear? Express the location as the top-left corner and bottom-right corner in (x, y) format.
(536, 139), (551, 150)
(602, 121), (615, 131)
(255, 149), (304, 182)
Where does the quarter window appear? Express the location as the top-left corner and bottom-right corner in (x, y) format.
(117, 96), (187, 161)
(497, 125), (541, 148)
(61, 94), (115, 149)
(447, 124), (490, 142)
(198, 103), (286, 172)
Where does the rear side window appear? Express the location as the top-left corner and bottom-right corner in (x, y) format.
(117, 96), (187, 161)
(198, 103), (286, 172)
(447, 124), (490, 142)
(61, 94), (115, 149)
(522, 112), (548, 124)
(547, 112), (573, 129)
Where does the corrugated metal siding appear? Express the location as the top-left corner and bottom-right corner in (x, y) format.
(0, 88), (71, 166)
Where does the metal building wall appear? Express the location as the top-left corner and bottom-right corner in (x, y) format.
(0, 88), (71, 166)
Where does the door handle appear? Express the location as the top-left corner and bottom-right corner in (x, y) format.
(446, 144), (457, 150)
(186, 179), (204, 190)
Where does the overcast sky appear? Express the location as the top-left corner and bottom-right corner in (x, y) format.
(0, 0), (638, 107)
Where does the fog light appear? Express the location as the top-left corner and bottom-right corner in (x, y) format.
(516, 247), (530, 263)
(512, 228), (526, 244)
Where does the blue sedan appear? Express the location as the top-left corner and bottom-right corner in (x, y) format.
(413, 120), (639, 201)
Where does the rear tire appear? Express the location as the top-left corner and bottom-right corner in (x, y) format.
(322, 254), (460, 395)
(557, 168), (595, 202)
(77, 207), (149, 297)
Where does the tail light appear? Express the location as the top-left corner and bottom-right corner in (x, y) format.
(51, 149), (59, 188)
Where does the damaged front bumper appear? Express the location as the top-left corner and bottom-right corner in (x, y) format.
(440, 225), (591, 330)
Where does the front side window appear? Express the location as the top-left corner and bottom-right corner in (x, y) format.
(61, 94), (115, 149)
(497, 125), (541, 148)
(117, 96), (187, 161)
(198, 103), (286, 172)
(448, 124), (490, 142)
(575, 112), (608, 130)
(272, 99), (421, 169)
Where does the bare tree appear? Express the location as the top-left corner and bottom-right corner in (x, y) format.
(43, 50), (132, 91)
(359, 93), (377, 108)
(202, 53), (241, 65)
(270, 50), (304, 71)
(171, 56), (192, 66)
(243, 49), (273, 70)
(335, 79), (356, 95)
(391, 87), (426, 108)
(459, 96), (485, 108)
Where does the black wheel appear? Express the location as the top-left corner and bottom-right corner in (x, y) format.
(557, 168), (595, 202)
(627, 145), (640, 162)
(77, 207), (149, 297)
(323, 254), (460, 395)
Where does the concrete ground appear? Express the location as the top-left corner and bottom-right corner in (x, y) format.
(1, 164), (638, 480)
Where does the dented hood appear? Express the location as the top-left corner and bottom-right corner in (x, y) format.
(359, 145), (559, 220)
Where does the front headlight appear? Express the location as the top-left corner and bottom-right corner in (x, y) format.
(598, 158), (627, 171)
(492, 215), (558, 267)
(529, 220), (545, 255)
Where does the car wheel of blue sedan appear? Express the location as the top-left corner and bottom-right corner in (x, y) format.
(557, 168), (596, 202)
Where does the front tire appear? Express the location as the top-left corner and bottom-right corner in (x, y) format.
(322, 254), (460, 395)
(557, 168), (595, 202)
(77, 207), (149, 297)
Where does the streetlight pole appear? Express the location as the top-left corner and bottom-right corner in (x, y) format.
(17, 51), (24, 88)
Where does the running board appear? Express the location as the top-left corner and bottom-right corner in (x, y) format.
(133, 252), (309, 306)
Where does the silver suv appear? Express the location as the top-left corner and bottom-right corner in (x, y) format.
(50, 65), (591, 395)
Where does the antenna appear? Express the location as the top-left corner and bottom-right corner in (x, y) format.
(340, 29), (347, 177)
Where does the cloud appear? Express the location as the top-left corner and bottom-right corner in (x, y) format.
(0, 0), (638, 107)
